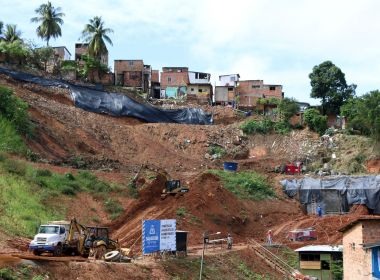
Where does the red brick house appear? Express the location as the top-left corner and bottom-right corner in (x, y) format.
(237, 80), (284, 108)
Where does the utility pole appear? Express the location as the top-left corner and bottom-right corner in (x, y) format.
(199, 236), (206, 280)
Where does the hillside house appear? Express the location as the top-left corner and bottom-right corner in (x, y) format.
(215, 74), (240, 105)
(151, 69), (160, 99)
(160, 67), (189, 99)
(237, 80), (283, 109)
(114, 60), (151, 92)
(295, 245), (343, 280)
(187, 71), (212, 104)
(75, 43), (109, 66)
(52, 46), (71, 61)
(339, 216), (380, 280)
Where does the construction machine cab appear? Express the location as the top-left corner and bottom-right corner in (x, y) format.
(161, 180), (189, 199)
(86, 226), (119, 259)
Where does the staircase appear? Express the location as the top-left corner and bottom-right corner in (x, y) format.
(247, 239), (298, 279)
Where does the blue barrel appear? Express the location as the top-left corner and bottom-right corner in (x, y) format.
(223, 162), (238, 172)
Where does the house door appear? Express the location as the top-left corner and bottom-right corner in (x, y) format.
(320, 253), (331, 280)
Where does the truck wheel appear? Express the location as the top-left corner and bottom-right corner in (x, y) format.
(53, 244), (63, 256)
(104, 251), (120, 262)
(33, 250), (42, 256)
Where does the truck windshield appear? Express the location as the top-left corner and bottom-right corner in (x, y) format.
(39, 226), (59, 234)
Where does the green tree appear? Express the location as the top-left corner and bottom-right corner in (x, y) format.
(341, 90), (380, 141)
(31, 1), (65, 46)
(78, 54), (109, 82)
(0, 40), (30, 64)
(80, 16), (113, 60)
(304, 108), (327, 135)
(3, 24), (22, 43)
(278, 97), (299, 121)
(0, 21), (3, 39)
(309, 61), (356, 115)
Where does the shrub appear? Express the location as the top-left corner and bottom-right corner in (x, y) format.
(304, 108), (328, 135)
(208, 145), (226, 158)
(0, 86), (33, 136)
(35, 169), (52, 177)
(61, 186), (77, 196)
(0, 117), (27, 154)
(240, 119), (274, 134)
(274, 121), (291, 134)
(104, 198), (123, 220)
(176, 207), (187, 217)
(2, 158), (27, 175)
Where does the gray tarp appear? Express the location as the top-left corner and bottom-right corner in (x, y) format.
(281, 175), (380, 213)
(0, 67), (213, 125)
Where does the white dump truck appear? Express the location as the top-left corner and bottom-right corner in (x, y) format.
(29, 219), (90, 257)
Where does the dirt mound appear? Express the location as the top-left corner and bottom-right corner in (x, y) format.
(110, 172), (303, 250)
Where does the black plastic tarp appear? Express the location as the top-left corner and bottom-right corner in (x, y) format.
(281, 175), (380, 213)
(0, 67), (213, 125)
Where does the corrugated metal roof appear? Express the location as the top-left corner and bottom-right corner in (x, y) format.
(295, 245), (343, 252)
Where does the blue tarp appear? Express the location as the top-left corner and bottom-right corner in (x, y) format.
(0, 67), (213, 125)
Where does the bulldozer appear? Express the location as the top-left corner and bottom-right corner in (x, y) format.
(86, 226), (120, 259)
(161, 180), (189, 199)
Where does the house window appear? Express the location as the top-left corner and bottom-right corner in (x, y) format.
(228, 87), (234, 91)
(198, 89), (203, 93)
(252, 85), (260, 88)
(270, 86), (276, 90)
(191, 88), (194, 91)
(321, 260), (330, 270)
(300, 253), (320, 261)
(129, 61), (134, 66)
(168, 77), (172, 83)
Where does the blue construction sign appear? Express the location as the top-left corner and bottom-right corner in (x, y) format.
(142, 219), (176, 254)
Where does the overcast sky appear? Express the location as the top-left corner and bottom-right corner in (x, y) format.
(1, 0), (379, 104)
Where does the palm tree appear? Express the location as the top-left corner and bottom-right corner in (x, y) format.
(80, 16), (113, 60)
(31, 1), (64, 46)
(0, 21), (3, 39)
(3, 24), (22, 43)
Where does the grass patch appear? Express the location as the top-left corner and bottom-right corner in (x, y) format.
(208, 170), (276, 200)
(176, 207), (187, 217)
(276, 247), (299, 269)
(104, 198), (123, 220)
(0, 158), (127, 237)
(163, 252), (273, 280)
(0, 172), (64, 237)
(0, 117), (27, 155)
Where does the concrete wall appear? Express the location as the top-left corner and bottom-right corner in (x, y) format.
(219, 74), (239, 86)
(188, 72), (210, 84)
(343, 223), (372, 280)
(53, 47), (71, 60)
(187, 84), (211, 96)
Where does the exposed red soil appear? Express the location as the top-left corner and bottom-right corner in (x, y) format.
(0, 74), (377, 279)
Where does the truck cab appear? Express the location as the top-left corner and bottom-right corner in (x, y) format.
(29, 222), (70, 256)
